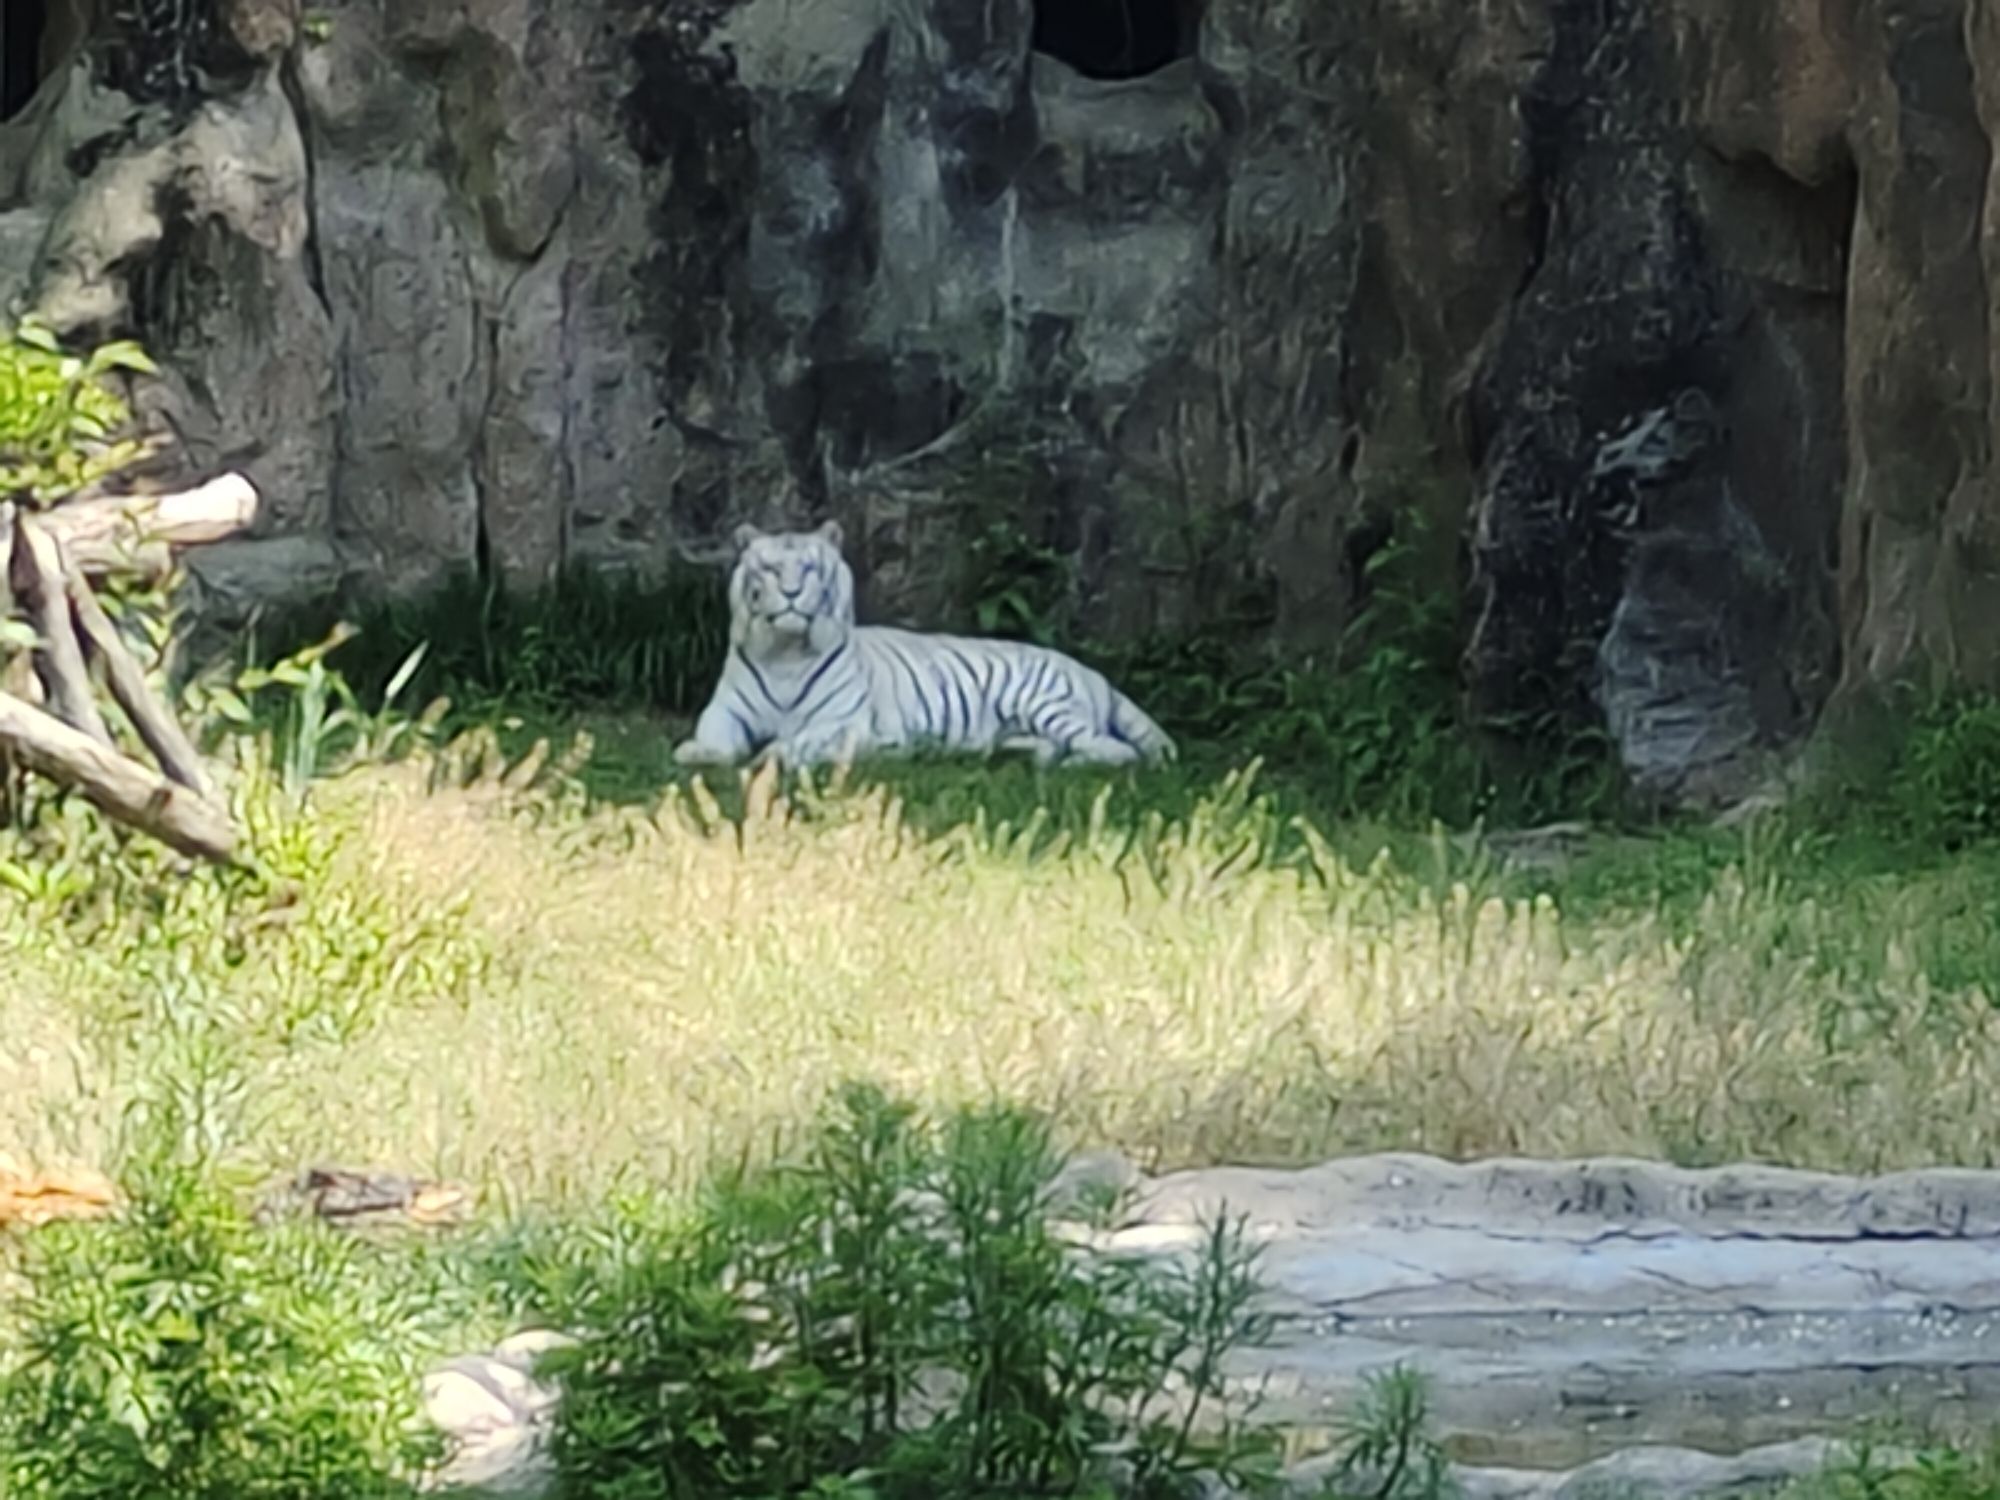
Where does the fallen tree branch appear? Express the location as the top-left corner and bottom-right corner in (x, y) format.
(0, 689), (235, 863)
(42, 472), (260, 578)
(64, 563), (214, 801)
(10, 513), (111, 745)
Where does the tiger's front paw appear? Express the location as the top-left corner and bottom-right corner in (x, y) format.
(674, 738), (739, 768)
(768, 732), (866, 770)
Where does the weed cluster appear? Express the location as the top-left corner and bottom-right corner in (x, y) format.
(1, 1166), (445, 1499)
(513, 1084), (1279, 1499)
(251, 561), (731, 723)
(0, 320), (157, 507)
(1875, 690), (2000, 851)
(1785, 1444), (2000, 1500)
(2, 1054), (1297, 1499)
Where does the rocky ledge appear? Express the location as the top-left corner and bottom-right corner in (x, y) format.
(424, 1151), (2000, 1495)
(6, 0), (2000, 800)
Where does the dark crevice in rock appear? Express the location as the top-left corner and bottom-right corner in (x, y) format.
(279, 53), (334, 320)
(930, 2), (1036, 217)
(1462, 0), (1843, 805)
(1467, 0), (1710, 738)
(1342, 511), (1397, 619)
(1032, 0), (1196, 81)
(121, 180), (205, 347)
(95, 0), (259, 113)
(470, 309), (502, 586)
(2, 0), (49, 121)
(771, 28), (902, 498)
(64, 119), (144, 180)
(622, 6), (757, 440)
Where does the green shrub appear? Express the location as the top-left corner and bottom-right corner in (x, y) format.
(0, 1043), (448, 1500)
(247, 561), (732, 722)
(0, 319), (157, 507)
(1315, 1366), (1453, 1500)
(1105, 633), (1486, 826)
(1885, 691), (2000, 851)
(1790, 1443), (2000, 1500)
(524, 1084), (1281, 1499)
(0, 611), (489, 1052)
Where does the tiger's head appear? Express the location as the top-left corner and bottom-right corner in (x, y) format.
(727, 520), (856, 657)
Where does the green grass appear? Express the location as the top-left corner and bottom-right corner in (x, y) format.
(1782, 1443), (2000, 1500)
(7, 679), (2000, 1208)
(7, 561), (2000, 1494)
(10, 556), (2000, 1200)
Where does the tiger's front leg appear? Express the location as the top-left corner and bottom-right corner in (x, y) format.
(674, 700), (758, 767)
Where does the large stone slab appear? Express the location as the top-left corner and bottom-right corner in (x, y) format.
(424, 1154), (2000, 1492)
(1108, 1155), (2000, 1467)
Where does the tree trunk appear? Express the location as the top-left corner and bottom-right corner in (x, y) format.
(9, 512), (110, 745)
(0, 690), (235, 863)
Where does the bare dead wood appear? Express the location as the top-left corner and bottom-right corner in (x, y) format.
(0, 689), (235, 862)
(64, 562), (215, 801)
(10, 513), (111, 746)
(2, 650), (42, 707)
(42, 472), (260, 579)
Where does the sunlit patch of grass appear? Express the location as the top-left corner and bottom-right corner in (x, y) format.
(1785, 1440), (2000, 1500)
(17, 751), (1980, 1213)
(7, 702), (2000, 1221)
(4, 667), (2000, 1490)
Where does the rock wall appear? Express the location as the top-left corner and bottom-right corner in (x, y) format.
(0, 0), (1994, 800)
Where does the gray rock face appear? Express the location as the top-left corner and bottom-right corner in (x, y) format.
(420, 1154), (2000, 1496)
(2, 0), (1999, 796)
(1115, 1153), (2000, 1466)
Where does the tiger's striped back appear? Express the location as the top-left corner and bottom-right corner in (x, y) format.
(851, 627), (1175, 765)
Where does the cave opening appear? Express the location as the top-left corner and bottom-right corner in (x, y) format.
(2, 0), (50, 122)
(1032, 0), (1194, 81)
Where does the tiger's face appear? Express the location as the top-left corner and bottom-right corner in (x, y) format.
(728, 521), (855, 655)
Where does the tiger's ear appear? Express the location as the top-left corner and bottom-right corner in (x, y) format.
(814, 519), (845, 551)
(731, 522), (764, 554)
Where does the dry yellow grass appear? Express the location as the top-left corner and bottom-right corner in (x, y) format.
(6, 748), (2000, 1210)
(162, 766), (2000, 1198)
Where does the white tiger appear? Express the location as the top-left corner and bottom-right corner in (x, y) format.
(673, 521), (1177, 770)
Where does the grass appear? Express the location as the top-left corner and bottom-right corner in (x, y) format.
(6, 560), (2000, 1493)
(12, 550), (2000, 1200)
(6, 675), (2000, 1208)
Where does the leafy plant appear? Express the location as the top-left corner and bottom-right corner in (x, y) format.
(229, 561), (731, 736)
(0, 320), (158, 507)
(961, 516), (1075, 647)
(0, 1024), (447, 1500)
(1788, 1441), (2000, 1500)
(1313, 1367), (1453, 1500)
(531, 1083), (1279, 1498)
(1094, 517), (1491, 827)
(1884, 690), (2000, 851)
(190, 623), (439, 798)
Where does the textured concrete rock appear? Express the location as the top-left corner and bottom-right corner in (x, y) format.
(182, 535), (343, 626)
(3, 0), (2000, 793)
(1291, 1438), (1883, 1500)
(1121, 1153), (2000, 1241)
(420, 1156), (2000, 1495)
(1112, 1154), (2000, 1466)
